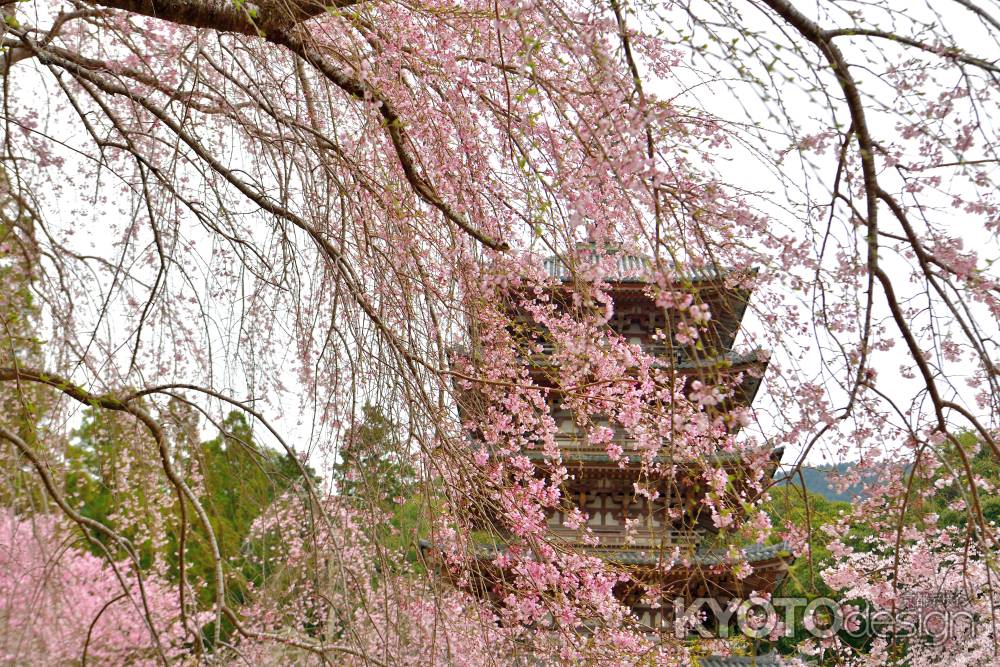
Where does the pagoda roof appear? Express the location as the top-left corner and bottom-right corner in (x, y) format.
(604, 540), (791, 567)
(698, 655), (788, 666)
(542, 249), (742, 286)
(673, 348), (765, 370)
(419, 539), (791, 569)
(519, 445), (784, 467)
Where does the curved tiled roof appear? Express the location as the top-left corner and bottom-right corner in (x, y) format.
(674, 348), (767, 370)
(420, 538), (791, 568)
(697, 655), (788, 666)
(604, 541), (791, 566)
(520, 448), (771, 466)
(542, 249), (731, 284)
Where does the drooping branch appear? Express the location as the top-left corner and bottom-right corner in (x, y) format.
(69, 0), (509, 251)
(0, 365), (228, 642)
(271, 28), (510, 252)
(823, 27), (1000, 74)
(0, 424), (172, 665)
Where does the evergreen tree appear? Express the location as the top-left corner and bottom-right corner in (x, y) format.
(333, 404), (416, 508)
(189, 411), (305, 606)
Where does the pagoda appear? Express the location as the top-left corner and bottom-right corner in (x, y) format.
(438, 245), (793, 663)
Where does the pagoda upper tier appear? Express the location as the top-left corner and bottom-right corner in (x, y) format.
(539, 248), (757, 357)
(502, 249), (769, 431)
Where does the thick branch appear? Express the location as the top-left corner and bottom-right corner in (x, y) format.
(85, 0), (359, 35)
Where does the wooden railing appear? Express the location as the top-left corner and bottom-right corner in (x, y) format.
(551, 433), (642, 452)
(531, 342), (685, 364)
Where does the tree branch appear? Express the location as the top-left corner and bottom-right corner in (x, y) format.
(72, 0), (509, 251)
(84, 0), (360, 36)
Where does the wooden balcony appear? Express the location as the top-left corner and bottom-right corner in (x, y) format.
(549, 433), (678, 460)
(553, 433), (631, 452)
(529, 342), (686, 365)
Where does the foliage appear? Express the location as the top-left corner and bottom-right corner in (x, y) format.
(0, 167), (51, 509)
(66, 409), (306, 605)
(185, 411), (306, 605)
(333, 405), (430, 566)
(768, 482), (852, 598)
(921, 432), (1000, 531)
(64, 407), (172, 569)
(333, 404), (417, 509)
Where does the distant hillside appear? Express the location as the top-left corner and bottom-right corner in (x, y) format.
(779, 462), (872, 503)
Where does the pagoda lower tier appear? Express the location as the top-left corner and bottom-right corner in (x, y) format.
(420, 440), (793, 640)
(420, 535), (792, 635)
(525, 444), (785, 534)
